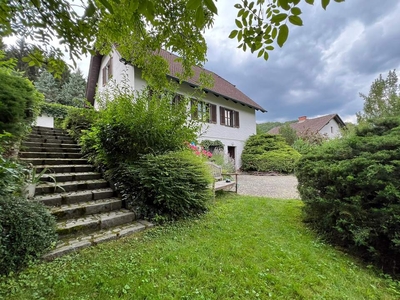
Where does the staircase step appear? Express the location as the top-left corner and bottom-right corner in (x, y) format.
(19, 152), (82, 158)
(21, 142), (78, 149)
(29, 133), (70, 139)
(33, 126), (66, 132)
(57, 210), (136, 236)
(23, 147), (81, 153)
(35, 179), (109, 195)
(35, 164), (94, 173)
(34, 188), (115, 206)
(25, 137), (75, 144)
(41, 172), (102, 182)
(51, 198), (123, 220)
(20, 158), (87, 165)
(43, 221), (153, 260)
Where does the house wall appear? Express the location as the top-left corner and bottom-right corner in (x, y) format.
(95, 54), (257, 170)
(319, 119), (342, 138)
(35, 114), (54, 128)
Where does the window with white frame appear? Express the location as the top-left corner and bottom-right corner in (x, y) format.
(220, 106), (239, 128)
(191, 100), (217, 123)
(102, 57), (112, 85)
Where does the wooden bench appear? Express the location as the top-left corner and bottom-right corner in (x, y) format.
(206, 162), (238, 192)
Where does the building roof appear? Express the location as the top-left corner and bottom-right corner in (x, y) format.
(268, 114), (346, 135)
(85, 49), (267, 112)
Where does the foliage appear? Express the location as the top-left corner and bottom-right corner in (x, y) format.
(0, 57), (43, 140)
(296, 117), (400, 276)
(39, 102), (73, 119)
(1, 196), (400, 299)
(357, 70), (400, 123)
(0, 144), (27, 196)
(241, 133), (301, 173)
(278, 123), (298, 145)
(256, 120), (296, 134)
(187, 142), (212, 159)
(210, 148), (236, 173)
(82, 87), (200, 169)
(230, 0), (344, 59)
(110, 151), (213, 222)
(34, 70), (59, 103)
(62, 106), (98, 141)
(0, 195), (57, 275)
(199, 139), (224, 152)
(57, 69), (86, 107)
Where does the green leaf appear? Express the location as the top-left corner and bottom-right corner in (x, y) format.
(235, 19), (243, 29)
(278, 0), (290, 10)
(31, 0), (40, 8)
(187, 0), (201, 10)
(277, 24), (289, 47)
(98, 0), (114, 13)
(271, 13), (288, 23)
(288, 15), (303, 26)
(257, 49), (265, 58)
(291, 7), (302, 15)
(263, 51), (269, 61)
(305, 0), (314, 4)
(195, 6), (205, 27)
(321, 0), (330, 10)
(229, 30), (239, 39)
(204, 0), (218, 14)
(84, 1), (96, 17)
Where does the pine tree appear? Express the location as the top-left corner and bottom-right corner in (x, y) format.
(34, 70), (60, 103)
(357, 70), (400, 122)
(57, 69), (86, 107)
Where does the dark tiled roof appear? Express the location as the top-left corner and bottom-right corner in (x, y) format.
(268, 114), (346, 135)
(157, 50), (266, 112)
(86, 49), (266, 112)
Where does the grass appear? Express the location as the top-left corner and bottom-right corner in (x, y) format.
(1, 194), (399, 299)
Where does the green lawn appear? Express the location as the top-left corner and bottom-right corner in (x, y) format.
(1, 194), (399, 299)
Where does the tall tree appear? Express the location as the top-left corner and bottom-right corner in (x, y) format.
(57, 69), (86, 107)
(357, 70), (400, 122)
(34, 71), (59, 103)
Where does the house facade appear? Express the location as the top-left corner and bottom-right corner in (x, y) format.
(86, 49), (266, 169)
(268, 114), (346, 139)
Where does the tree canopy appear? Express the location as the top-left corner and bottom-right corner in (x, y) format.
(0, 0), (344, 79)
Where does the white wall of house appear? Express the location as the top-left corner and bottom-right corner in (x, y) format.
(35, 114), (54, 128)
(319, 119), (342, 138)
(95, 52), (257, 170)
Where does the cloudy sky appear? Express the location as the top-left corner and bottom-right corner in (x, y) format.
(202, 0), (400, 123)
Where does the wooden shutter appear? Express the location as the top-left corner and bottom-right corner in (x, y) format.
(234, 111), (240, 128)
(191, 99), (198, 119)
(220, 107), (225, 125)
(173, 94), (182, 105)
(210, 104), (217, 123)
(108, 57), (113, 78)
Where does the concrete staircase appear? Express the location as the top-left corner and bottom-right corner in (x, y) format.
(19, 126), (153, 259)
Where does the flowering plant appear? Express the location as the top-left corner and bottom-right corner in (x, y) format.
(187, 142), (212, 158)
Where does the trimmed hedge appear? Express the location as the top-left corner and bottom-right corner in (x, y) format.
(296, 117), (400, 276)
(241, 134), (301, 173)
(0, 195), (57, 275)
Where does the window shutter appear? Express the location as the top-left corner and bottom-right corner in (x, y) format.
(191, 99), (198, 119)
(108, 57), (113, 78)
(234, 111), (240, 128)
(102, 67), (106, 86)
(220, 107), (225, 125)
(210, 104), (217, 123)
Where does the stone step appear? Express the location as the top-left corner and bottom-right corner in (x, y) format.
(35, 164), (94, 173)
(20, 158), (87, 165)
(33, 126), (65, 132)
(51, 198), (123, 220)
(21, 141), (79, 149)
(22, 147), (81, 153)
(35, 179), (109, 195)
(19, 151), (82, 158)
(34, 188), (115, 206)
(26, 137), (75, 144)
(43, 221), (154, 260)
(56, 210), (136, 236)
(29, 133), (70, 139)
(40, 172), (102, 183)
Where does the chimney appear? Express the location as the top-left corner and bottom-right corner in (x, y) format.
(298, 116), (307, 123)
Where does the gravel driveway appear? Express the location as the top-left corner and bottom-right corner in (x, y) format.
(236, 174), (300, 199)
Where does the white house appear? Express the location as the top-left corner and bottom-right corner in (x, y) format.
(268, 114), (346, 139)
(85, 49), (266, 169)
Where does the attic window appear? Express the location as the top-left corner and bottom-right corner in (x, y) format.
(102, 57), (113, 86)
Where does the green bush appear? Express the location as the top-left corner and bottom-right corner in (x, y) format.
(110, 151), (213, 222)
(82, 88), (200, 169)
(296, 117), (400, 276)
(241, 134), (301, 173)
(62, 106), (98, 141)
(0, 68), (42, 139)
(0, 195), (57, 275)
(200, 139), (224, 152)
(40, 102), (73, 119)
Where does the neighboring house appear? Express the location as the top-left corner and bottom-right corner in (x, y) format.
(268, 114), (346, 139)
(85, 49), (267, 169)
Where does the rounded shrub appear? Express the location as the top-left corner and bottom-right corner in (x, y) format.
(296, 117), (400, 276)
(111, 151), (213, 222)
(0, 195), (57, 275)
(62, 106), (98, 141)
(241, 134), (301, 173)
